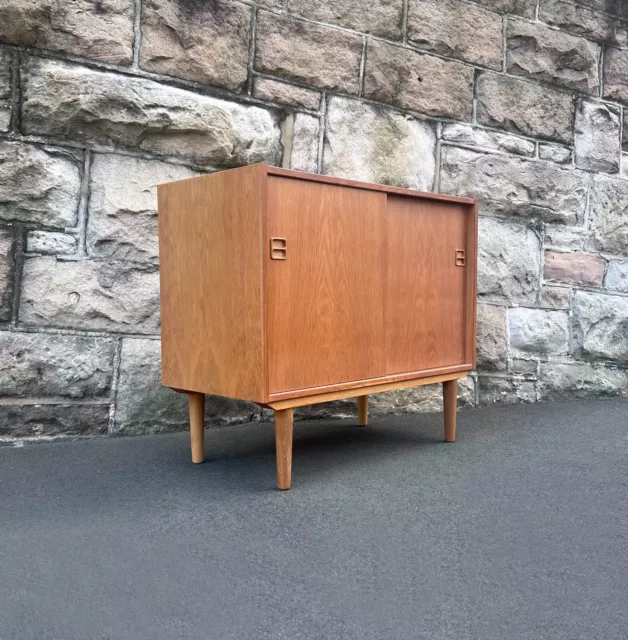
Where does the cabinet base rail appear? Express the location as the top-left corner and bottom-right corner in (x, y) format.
(183, 372), (465, 490)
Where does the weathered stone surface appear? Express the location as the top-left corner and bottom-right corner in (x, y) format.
(512, 357), (538, 374)
(472, 0), (536, 17)
(114, 338), (260, 434)
(0, 0), (134, 64)
(255, 12), (363, 94)
(590, 175), (628, 255)
(544, 225), (587, 250)
(441, 124), (535, 157)
(407, 0), (502, 69)
(603, 46), (628, 104)
(0, 331), (115, 398)
(509, 307), (570, 354)
(478, 376), (536, 405)
(476, 73), (575, 144)
(573, 290), (628, 362)
(140, 0), (251, 90)
(440, 147), (587, 225)
(0, 229), (15, 322)
(540, 285), (571, 309)
(604, 260), (628, 292)
(26, 231), (77, 255)
(288, 0), (404, 39)
(544, 251), (605, 286)
(624, 111), (628, 151)
(87, 154), (198, 265)
(574, 101), (621, 173)
(253, 78), (321, 111)
(539, 143), (572, 165)
(0, 403), (109, 438)
(476, 216), (541, 304)
(0, 141), (81, 227)
(323, 97), (436, 190)
(0, 51), (11, 132)
(290, 114), (319, 174)
(19, 258), (160, 334)
(539, 0), (628, 45)
(507, 18), (601, 94)
(476, 303), (508, 371)
(21, 59), (282, 168)
(538, 362), (628, 401)
(363, 40), (474, 121)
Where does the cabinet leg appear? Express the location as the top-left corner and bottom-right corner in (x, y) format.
(189, 392), (205, 463)
(443, 379), (458, 443)
(275, 408), (294, 490)
(357, 395), (368, 426)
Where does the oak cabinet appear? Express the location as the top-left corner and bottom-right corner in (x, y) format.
(158, 164), (478, 490)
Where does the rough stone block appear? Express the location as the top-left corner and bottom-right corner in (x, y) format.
(604, 260), (628, 292)
(0, 51), (11, 132)
(540, 285), (571, 309)
(472, 0), (536, 17)
(0, 0), (134, 64)
(507, 18), (601, 94)
(114, 338), (260, 434)
(0, 403), (110, 438)
(140, 0), (251, 91)
(287, 0), (404, 39)
(478, 376), (536, 405)
(407, 0), (502, 69)
(290, 114), (320, 174)
(624, 110), (628, 151)
(603, 46), (628, 103)
(511, 358), (538, 374)
(363, 40), (474, 121)
(539, 362), (628, 401)
(573, 290), (628, 363)
(87, 154), (198, 265)
(539, 0), (628, 45)
(19, 257), (160, 334)
(476, 303), (508, 371)
(544, 225), (587, 250)
(476, 72), (575, 144)
(440, 147), (587, 225)
(539, 143), (572, 165)
(0, 141), (81, 227)
(255, 12), (363, 94)
(0, 229), (16, 322)
(253, 78), (321, 111)
(590, 175), (628, 255)
(0, 331), (115, 398)
(544, 251), (605, 286)
(476, 216), (541, 304)
(21, 59), (282, 168)
(26, 231), (77, 256)
(441, 124), (535, 157)
(323, 96), (436, 190)
(574, 101), (621, 173)
(509, 307), (570, 354)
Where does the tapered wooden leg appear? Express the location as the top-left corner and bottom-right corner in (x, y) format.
(357, 395), (368, 426)
(275, 408), (294, 490)
(189, 392), (205, 463)
(443, 379), (458, 443)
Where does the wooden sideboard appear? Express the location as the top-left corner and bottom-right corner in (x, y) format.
(158, 164), (478, 490)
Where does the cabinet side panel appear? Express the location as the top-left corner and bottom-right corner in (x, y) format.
(158, 166), (264, 402)
(465, 201), (479, 368)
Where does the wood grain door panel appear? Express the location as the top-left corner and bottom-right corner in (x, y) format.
(385, 195), (468, 375)
(266, 177), (387, 394)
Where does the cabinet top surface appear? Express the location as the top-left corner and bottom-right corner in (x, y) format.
(160, 164), (478, 207)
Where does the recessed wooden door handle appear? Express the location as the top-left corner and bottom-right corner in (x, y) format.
(455, 249), (465, 266)
(270, 237), (287, 260)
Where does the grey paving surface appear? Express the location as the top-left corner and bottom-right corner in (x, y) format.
(1, 399), (627, 640)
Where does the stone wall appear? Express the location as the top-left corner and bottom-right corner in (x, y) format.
(1, 0), (628, 439)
